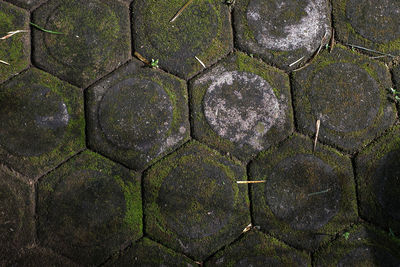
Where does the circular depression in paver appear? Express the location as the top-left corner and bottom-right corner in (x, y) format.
(374, 150), (400, 221)
(265, 154), (341, 230)
(157, 159), (235, 239)
(0, 86), (69, 157)
(346, 0), (400, 43)
(310, 62), (380, 133)
(203, 71), (281, 150)
(246, 0), (328, 52)
(0, 182), (21, 244)
(44, 0), (121, 68)
(337, 245), (400, 266)
(143, 2), (218, 57)
(98, 78), (173, 150)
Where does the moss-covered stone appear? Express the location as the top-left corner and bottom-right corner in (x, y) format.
(4, 0), (47, 10)
(37, 150), (142, 266)
(314, 224), (400, 266)
(190, 51), (293, 162)
(144, 141), (250, 260)
(333, 0), (400, 58)
(355, 126), (400, 235)
(86, 59), (190, 171)
(292, 45), (396, 153)
(205, 230), (311, 266)
(0, 168), (34, 265)
(10, 247), (80, 266)
(32, 0), (131, 88)
(0, 68), (85, 179)
(109, 238), (197, 266)
(249, 134), (357, 251)
(132, 0), (232, 80)
(0, 2), (29, 84)
(233, 0), (331, 70)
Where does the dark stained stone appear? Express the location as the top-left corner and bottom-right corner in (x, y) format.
(0, 68), (85, 179)
(9, 247), (79, 267)
(355, 126), (400, 234)
(144, 141), (250, 260)
(190, 52), (293, 162)
(249, 134), (357, 251)
(233, 0), (331, 70)
(205, 230), (310, 267)
(292, 45), (396, 152)
(86, 60), (190, 171)
(132, 0), (232, 79)
(37, 151), (142, 266)
(0, 2), (29, 84)
(32, 0), (131, 88)
(109, 238), (196, 267)
(4, 0), (47, 10)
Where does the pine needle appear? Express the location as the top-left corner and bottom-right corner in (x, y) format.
(237, 180), (266, 184)
(0, 60), (10, 65)
(170, 0), (194, 22)
(0, 30), (28, 40)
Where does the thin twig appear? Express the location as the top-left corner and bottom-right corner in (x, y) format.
(313, 119), (320, 152)
(170, 0), (194, 22)
(308, 188), (330, 197)
(0, 60), (10, 65)
(329, 28), (335, 53)
(346, 43), (396, 58)
(289, 56), (305, 67)
(134, 51), (151, 65)
(369, 55), (390, 59)
(0, 30), (28, 40)
(237, 180), (266, 184)
(30, 22), (64, 35)
(195, 56), (206, 68)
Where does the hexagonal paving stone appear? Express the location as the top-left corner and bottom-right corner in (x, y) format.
(249, 134), (357, 251)
(190, 52), (293, 162)
(233, 0), (331, 70)
(37, 151), (142, 266)
(356, 126), (400, 234)
(314, 224), (400, 266)
(32, 0), (131, 88)
(205, 230), (310, 266)
(292, 45), (396, 153)
(144, 141), (250, 260)
(10, 247), (79, 266)
(333, 0), (400, 58)
(0, 168), (33, 263)
(0, 2), (29, 84)
(132, 0), (232, 79)
(110, 238), (197, 266)
(4, 0), (47, 10)
(86, 60), (190, 171)
(0, 68), (85, 179)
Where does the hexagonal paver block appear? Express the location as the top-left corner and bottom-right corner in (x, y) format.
(4, 0), (47, 10)
(0, 68), (85, 179)
(144, 141), (250, 260)
(0, 2), (29, 84)
(32, 0), (131, 88)
(10, 247), (79, 266)
(234, 0), (331, 70)
(249, 134), (357, 251)
(110, 238), (197, 266)
(37, 151), (142, 266)
(190, 52), (293, 162)
(314, 224), (400, 266)
(0, 168), (34, 264)
(86, 60), (189, 171)
(205, 230), (310, 266)
(292, 45), (396, 153)
(333, 0), (400, 58)
(132, 0), (232, 79)
(356, 126), (400, 234)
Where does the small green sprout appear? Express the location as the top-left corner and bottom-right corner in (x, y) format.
(151, 59), (159, 68)
(343, 232), (350, 240)
(388, 87), (400, 102)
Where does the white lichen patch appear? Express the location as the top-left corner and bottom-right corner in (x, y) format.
(247, 0), (330, 52)
(203, 71), (286, 150)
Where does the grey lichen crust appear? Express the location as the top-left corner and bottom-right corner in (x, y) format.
(86, 59), (190, 171)
(190, 52), (293, 162)
(234, 0), (331, 70)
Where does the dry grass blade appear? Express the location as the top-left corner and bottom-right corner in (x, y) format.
(289, 56), (305, 67)
(242, 223), (252, 233)
(30, 22), (64, 35)
(0, 60), (10, 65)
(237, 180), (266, 184)
(346, 43), (396, 58)
(0, 30), (28, 40)
(170, 0), (194, 22)
(134, 51), (150, 65)
(195, 56), (206, 68)
(313, 119), (320, 152)
(308, 188), (330, 197)
(329, 28), (335, 53)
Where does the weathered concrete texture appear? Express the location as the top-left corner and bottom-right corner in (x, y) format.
(0, 68), (85, 179)
(205, 230), (310, 266)
(110, 238), (197, 266)
(9, 247), (80, 266)
(0, 169), (33, 265)
(190, 52), (293, 162)
(86, 59), (190, 171)
(144, 141), (250, 260)
(355, 126), (400, 235)
(233, 0), (331, 70)
(4, 0), (47, 10)
(0, 2), (29, 84)
(333, 0), (400, 57)
(314, 224), (400, 266)
(293, 45), (396, 153)
(132, 0), (232, 79)
(32, 0), (131, 88)
(249, 134), (357, 251)
(37, 151), (142, 266)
